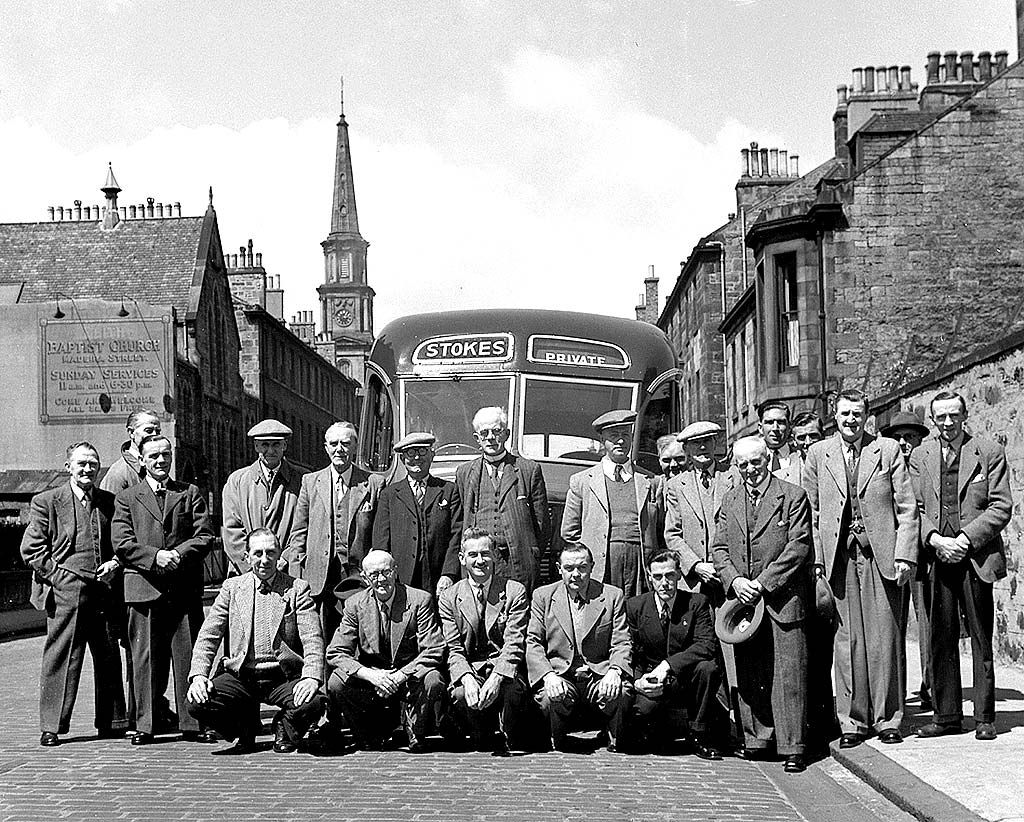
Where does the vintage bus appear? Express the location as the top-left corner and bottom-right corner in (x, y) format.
(358, 309), (680, 552)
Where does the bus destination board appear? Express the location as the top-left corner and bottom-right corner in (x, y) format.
(527, 335), (630, 369)
(412, 333), (514, 365)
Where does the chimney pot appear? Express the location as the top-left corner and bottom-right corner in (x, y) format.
(888, 65), (899, 90)
(926, 52), (941, 84)
(876, 66), (887, 91)
(255, 252), (262, 267)
(790, 154), (800, 177)
(120, 206), (127, 219)
(943, 51), (958, 82)
(852, 68), (863, 92)
(93, 204), (100, 220)
(769, 148), (779, 176)
(759, 147), (769, 177)
(995, 51), (1008, 74)
(900, 65), (912, 90)
(978, 51), (992, 81)
(863, 66), (875, 92)
(138, 202), (145, 218)
(960, 51), (975, 83)
(57, 206), (65, 220)
(156, 202), (164, 217)
(779, 150), (789, 176)
(836, 84), (849, 106)
(47, 206), (55, 221)
(74, 200), (82, 221)
(129, 205), (137, 219)
(231, 254), (238, 268)
(174, 202), (181, 217)
(741, 148), (750, 177)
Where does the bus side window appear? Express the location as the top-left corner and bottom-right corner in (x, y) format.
(364, 373), (394, 472)
(636, 379), (674, 474)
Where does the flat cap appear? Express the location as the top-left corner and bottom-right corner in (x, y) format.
(247, 418), (292, 440)
(592, 409), (636, 433)
(677, 421), (722, 442)
(879, 411), (929, 439)
(394, 432), (436, 452)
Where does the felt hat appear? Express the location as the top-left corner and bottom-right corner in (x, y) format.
(714, 596), (765, 644)
(815, 575), (837, 626)
(333, 572), (367, 612)
(879, 411), (929, 439)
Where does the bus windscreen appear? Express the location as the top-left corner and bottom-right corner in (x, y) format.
(403, 377), (513, 456)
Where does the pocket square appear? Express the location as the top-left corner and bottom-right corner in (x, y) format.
(970, 474), (987, 483)
(439, 498), (449, 507)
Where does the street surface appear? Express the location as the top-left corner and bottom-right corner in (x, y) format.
(0, 634), (912, 822)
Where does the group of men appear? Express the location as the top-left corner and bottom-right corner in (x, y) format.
(21, 390), (1010, 772)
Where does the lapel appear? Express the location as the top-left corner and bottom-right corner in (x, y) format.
(919, 440), (941, 501)
(265, 574), (288, 635)
(457, 580), (480, 633)
(389, 584), (411, 663)
(587, 465), (609, 513)
(640, 592), (663, 641)
(634, 470), (652, 512)
(857, 434), (881, 495)
(234, 574), (255, 657)
(358, 591), (382, 656)
(421, 476), (443, 514)
(497, 458), (519, 505)
(750, 478), (785, 539)
(552, 583), (574, 643)
(162, 481), (184, 525)
(316, 468), (333, 519)
(577, 580), (606, 643)
(485, 577), (507, 634)
(395, 478), (420, 517)
(679, 473), (703, 519)
(137, 481), (163, 523)
(729, 485), (748, 537)
(56, 485), (77, 539)
(958, 435), (980, 496)
(824, 435), (848, 498)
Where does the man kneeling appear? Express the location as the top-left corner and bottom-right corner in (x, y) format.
(439, 527), (529, 755)
(326, 550), (445, 752)
(626, 550), (723, 758)
(526, 543), (633, 752)
(187, 528), (325, 753)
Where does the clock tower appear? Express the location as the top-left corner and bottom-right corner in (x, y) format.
(317, 79), (375, 384)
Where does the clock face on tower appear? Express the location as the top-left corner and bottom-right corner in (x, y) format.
(333, 298), (355, 328)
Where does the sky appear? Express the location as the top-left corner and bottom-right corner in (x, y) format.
(1, 0), (1017, 330)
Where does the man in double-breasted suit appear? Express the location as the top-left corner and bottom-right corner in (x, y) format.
(455, 406), (549, 593)
(713, 436), (813, 773)
(374, 432), (463, 598)
(326, 551), (445, 752)
(627, 550), (723, 758)
(112, 434), (215, 745)
(526, 543), (633, 752)
(439, 527), (529, 754)
(222, 419), (304, 574)
(910, 392), (1012, 741)
(803, 390), (918, 747)
(286, 421), (382, 638)
(561, 410), (662, 598)
(21, 442), (127, 746)
(187, 528), (325, 754)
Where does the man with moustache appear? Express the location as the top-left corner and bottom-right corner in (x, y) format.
(759, 401), (802, 484)
(712, 436), (812, 773)
(455, 406), (549, 593)
(910, 392), (1012, 741)
(21, 442), (128, 746)
(222, 419), (303, 575)
(803, 390), (918, 747)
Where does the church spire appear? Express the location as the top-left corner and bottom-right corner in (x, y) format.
(330, 76), (361, 237)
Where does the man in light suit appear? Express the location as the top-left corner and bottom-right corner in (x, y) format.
(374, 432), (463, 598)
(803, 389), (918, 747)
(759, 401), (802, 485)
(561, 410), (661, 598)
(664, 421), (734, 601)
(910, 392), (1012, 741)
(439, 527), (529, 755)
(112, 434), (215, 746)
(286, 421), (382, 638)
(21, 442), (127, 746)
(713, 436), (812, 773)
(526, 543), (633, 752)
(626, 550), (723, 758)
(187, 528), (325, 754)
(326, 550), (446, 752)
(455, 406), (549, 593)
(222, 419), (304, 575)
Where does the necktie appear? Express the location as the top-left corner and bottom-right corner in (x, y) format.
(770, 451), (781, 473)
(379, 602), (391, 660)
(488, 462), (501, 491)
(267, 468), (276, 488)
(749, 488), (760, 508)
(155, 485), (166, 513)
(258, 580), (271, 595)
(614, 464), (623, 483)
(475, 586), (488, 654)
(413, 480), (425, 505)
(700, 470), (711, 490)
(660, 603), (670, 633)
(846, 444), (857, 473)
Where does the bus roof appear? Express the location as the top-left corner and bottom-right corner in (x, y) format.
(369, 308), (676, 383)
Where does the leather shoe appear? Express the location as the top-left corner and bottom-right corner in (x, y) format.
(130, 731), (154, 746)
(693, 741), (723, 761)
(839, 732), (865, 748)
(738, 747), (768, 761)
(406, 739), (428, 754)
(40, 732), (60, 747)
(975, 722), (997, 741)
(917, 722), (962, 738)
(273, 726), (297, 753)
(879, 729), (903, 744)
(784, 754), (806, 773)
(182, 730), (218, 744)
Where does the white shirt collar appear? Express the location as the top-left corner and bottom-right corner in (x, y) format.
(657, 592), (676, 618)
(601, 456), (633, 481)
(146, 475), (166, 493)
(69, 481), (89, 502)
(333, 464), (353, 488)
(469, 575), (492, 599)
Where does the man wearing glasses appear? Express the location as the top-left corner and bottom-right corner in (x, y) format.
(455, 407), (550, 593)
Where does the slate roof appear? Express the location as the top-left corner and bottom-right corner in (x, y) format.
(857, 111), (938, 134)
(0, 212), (213, 318)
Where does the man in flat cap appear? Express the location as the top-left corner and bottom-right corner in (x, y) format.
(664, 421), (734, 600)
(881, 410), (933, 711)
(374, 433), (463, 598)
(561, 410), (662, 598)
(222, 419), (304, 575)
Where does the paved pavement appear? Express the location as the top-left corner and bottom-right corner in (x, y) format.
(0, 632), (912, 822)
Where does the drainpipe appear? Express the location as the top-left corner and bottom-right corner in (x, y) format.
(816, 229), (829, 417)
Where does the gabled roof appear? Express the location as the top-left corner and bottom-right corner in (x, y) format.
(857, 111), (937, 134)
(0, 210), (216, 319)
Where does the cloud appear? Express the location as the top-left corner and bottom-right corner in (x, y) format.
(0, 46), (778, 334)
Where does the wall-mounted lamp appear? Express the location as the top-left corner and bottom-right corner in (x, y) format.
(118, 298), (130, 317)
(53, 299), (65, 319)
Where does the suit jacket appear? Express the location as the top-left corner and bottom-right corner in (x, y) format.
(664, 467), (737, 578)
(626, 589), (718, 678)
(770, 445), (803, 486)
(21, 484), (118, 610)
(111, 479), (214, 604)
(222, 459), (303, 572)
(712, 476), (812, 625)
(455, 453), (550, 556)
(560, 463), (661, 590)
(326, 583), (444, 682)
(373, 475), (463, 587)
(286, 465), (383, 597)
(188, 570), (325, 683)
(439, 575), (528, 684)
(802, 433), (919, 580)
(525, 579), (632, 687)
(99, 445), (144, 494)
(909, 433), (1012, 583)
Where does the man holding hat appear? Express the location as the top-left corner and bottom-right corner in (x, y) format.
(712, 436), (813, 773)
(664, 421), (734, 599)
(222, 419), (304, 575)
(561, 410), (662, 598)
(881, 410), (934, 712)
(374, 432), (463, 598)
